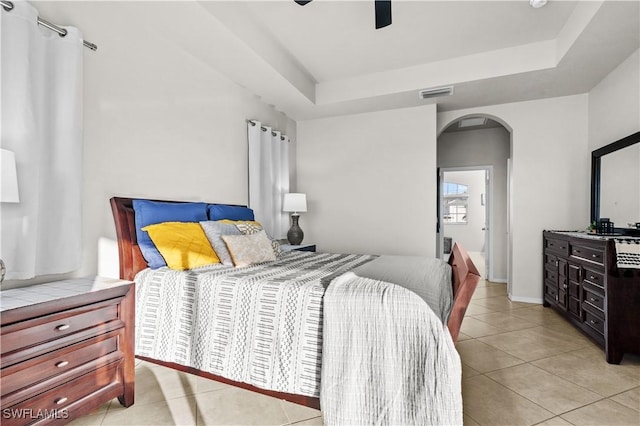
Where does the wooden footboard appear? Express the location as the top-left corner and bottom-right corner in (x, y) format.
(109, 196), (479, 409)
(447, 243), (481, 342)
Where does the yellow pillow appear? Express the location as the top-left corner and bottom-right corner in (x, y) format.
(142, 222), (220, 270)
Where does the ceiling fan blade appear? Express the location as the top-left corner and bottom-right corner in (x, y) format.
(375, 0), (392, 29)
(294, 0), (312, 5)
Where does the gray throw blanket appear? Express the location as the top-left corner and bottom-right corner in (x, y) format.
(321, 272), (463, 425)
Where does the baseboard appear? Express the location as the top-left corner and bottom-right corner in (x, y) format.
(489, 277), (507, 284)
(509, 295), (543, 304)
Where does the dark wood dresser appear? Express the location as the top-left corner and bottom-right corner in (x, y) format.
(1, 277), (134, 425)
(543, 231), (640, 364)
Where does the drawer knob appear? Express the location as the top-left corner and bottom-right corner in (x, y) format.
(590, 319), (598, 325)
(55, 397), (68, 405)
(56, 361), (69, 368)
(55, 324), (70, 331)
(592, 254), (597, 258)
(590, 275), (596, 280)
(590, 297), (598, 303)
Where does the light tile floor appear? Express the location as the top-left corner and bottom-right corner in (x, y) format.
(70, 278), (640, 426)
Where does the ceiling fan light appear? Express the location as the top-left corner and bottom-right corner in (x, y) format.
(529, 0), (548, 8)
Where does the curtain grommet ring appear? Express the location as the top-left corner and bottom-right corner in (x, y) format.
(1, 1), (14, 12)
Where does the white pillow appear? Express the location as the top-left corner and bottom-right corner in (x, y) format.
(221, 230), (277, 267)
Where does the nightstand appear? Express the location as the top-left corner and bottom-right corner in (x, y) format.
(280, 243), (316, 252)
(1, 277), (135, 425)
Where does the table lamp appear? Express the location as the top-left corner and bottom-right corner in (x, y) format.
(283, 193), (307, 245)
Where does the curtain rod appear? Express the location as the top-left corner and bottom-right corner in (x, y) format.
(1, 0), (97, 51)
(248, 120), (288, 141)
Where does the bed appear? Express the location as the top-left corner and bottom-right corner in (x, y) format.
(110, 196), (480, 423)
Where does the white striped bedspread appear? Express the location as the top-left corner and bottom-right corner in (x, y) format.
(321, 272), (462, 426)
(134, 252), (375, 397)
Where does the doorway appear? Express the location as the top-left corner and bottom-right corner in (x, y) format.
(436, 115), (510, 285)
(439, 167), (491, 279)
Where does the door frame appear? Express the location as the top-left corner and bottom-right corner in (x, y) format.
(438, 165), (494, 280)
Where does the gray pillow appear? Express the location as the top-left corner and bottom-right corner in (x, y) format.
(200, 221), (242, 266)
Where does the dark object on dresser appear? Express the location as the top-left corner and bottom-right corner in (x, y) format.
(543, 231), (640, 364)
(0, 282), (135, 425)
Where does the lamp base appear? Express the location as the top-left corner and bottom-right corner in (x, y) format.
(287, 214), (304, 245)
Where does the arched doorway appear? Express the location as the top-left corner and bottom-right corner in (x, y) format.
(437, 114), (512, 292)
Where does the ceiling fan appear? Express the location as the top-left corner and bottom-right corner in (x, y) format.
(294, 0), (392, 29)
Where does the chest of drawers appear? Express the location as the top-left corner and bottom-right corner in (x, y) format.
(1, 278), (134, 425)
(543, 231), (640, 364)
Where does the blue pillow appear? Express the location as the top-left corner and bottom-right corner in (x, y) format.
(133, 200), (208, 269)
(208, 204), (254, 221)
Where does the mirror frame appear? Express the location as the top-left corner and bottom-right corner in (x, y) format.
(591, 130), (640, 235)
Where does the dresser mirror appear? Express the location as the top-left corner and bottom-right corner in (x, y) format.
(591, 131), (640, 236)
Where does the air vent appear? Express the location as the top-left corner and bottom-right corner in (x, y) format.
(418, 85), (454, 99)
(459, 117), (487, 128)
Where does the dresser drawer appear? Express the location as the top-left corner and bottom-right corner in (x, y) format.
(2, 301), (121, 357)
(570, 245), (604, 265)
(584, 310), (605, 336)
(544, 253), (558, 270)
(583, 268), (605, 290)
(583, 284), (605, 313)
(545, 238), (569, 256)
(544, 268), (558, 282)
(1, 334), (119, 396)
(2, 361), (123, 426)
(544, 282), (558, 302)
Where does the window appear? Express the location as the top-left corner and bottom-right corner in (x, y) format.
(443, 182), (468, 224)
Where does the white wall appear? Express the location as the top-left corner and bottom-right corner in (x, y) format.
(80, 32), (296, 279)
(588, 49), (640, 151)
(441, 170), (486, 253)
(438, 127), (510, 281)
(297, 105), (438, 257)
(439, 95), (589, 303)
(588, 49), (640, 230)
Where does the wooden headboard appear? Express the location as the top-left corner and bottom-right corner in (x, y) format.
(110, 196), (480, 341)
(110, 197), (148, 281)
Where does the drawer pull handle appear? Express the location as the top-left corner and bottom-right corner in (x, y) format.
(55, 324), (70, 331)
(575, 249), (581, 253)
(590, 319), (598, 325)
(55, 397), (68, 405)
(590, 275), (596, 280)
(56, 361), (69, 368)
(590, 297), (598, 303)
(592, 254), (598, 258)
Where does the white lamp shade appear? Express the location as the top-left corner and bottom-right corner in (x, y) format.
(1, 149), (20, 203)
(283, 193), (307, 213)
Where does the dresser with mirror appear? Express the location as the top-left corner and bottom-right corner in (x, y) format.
(543, 131), (640, 364)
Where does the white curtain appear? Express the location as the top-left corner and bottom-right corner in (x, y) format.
(1, 1), (83, 279)
(248, 121), (290, 239)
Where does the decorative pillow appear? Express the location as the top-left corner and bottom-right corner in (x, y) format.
(141, 222), (220, 270)
(226, 220), (283, 257)
(133, 200), (208, 269)
(208, 204), (255, 221)
(221, 230), (276, 267)
(199, 220), (242, 266)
